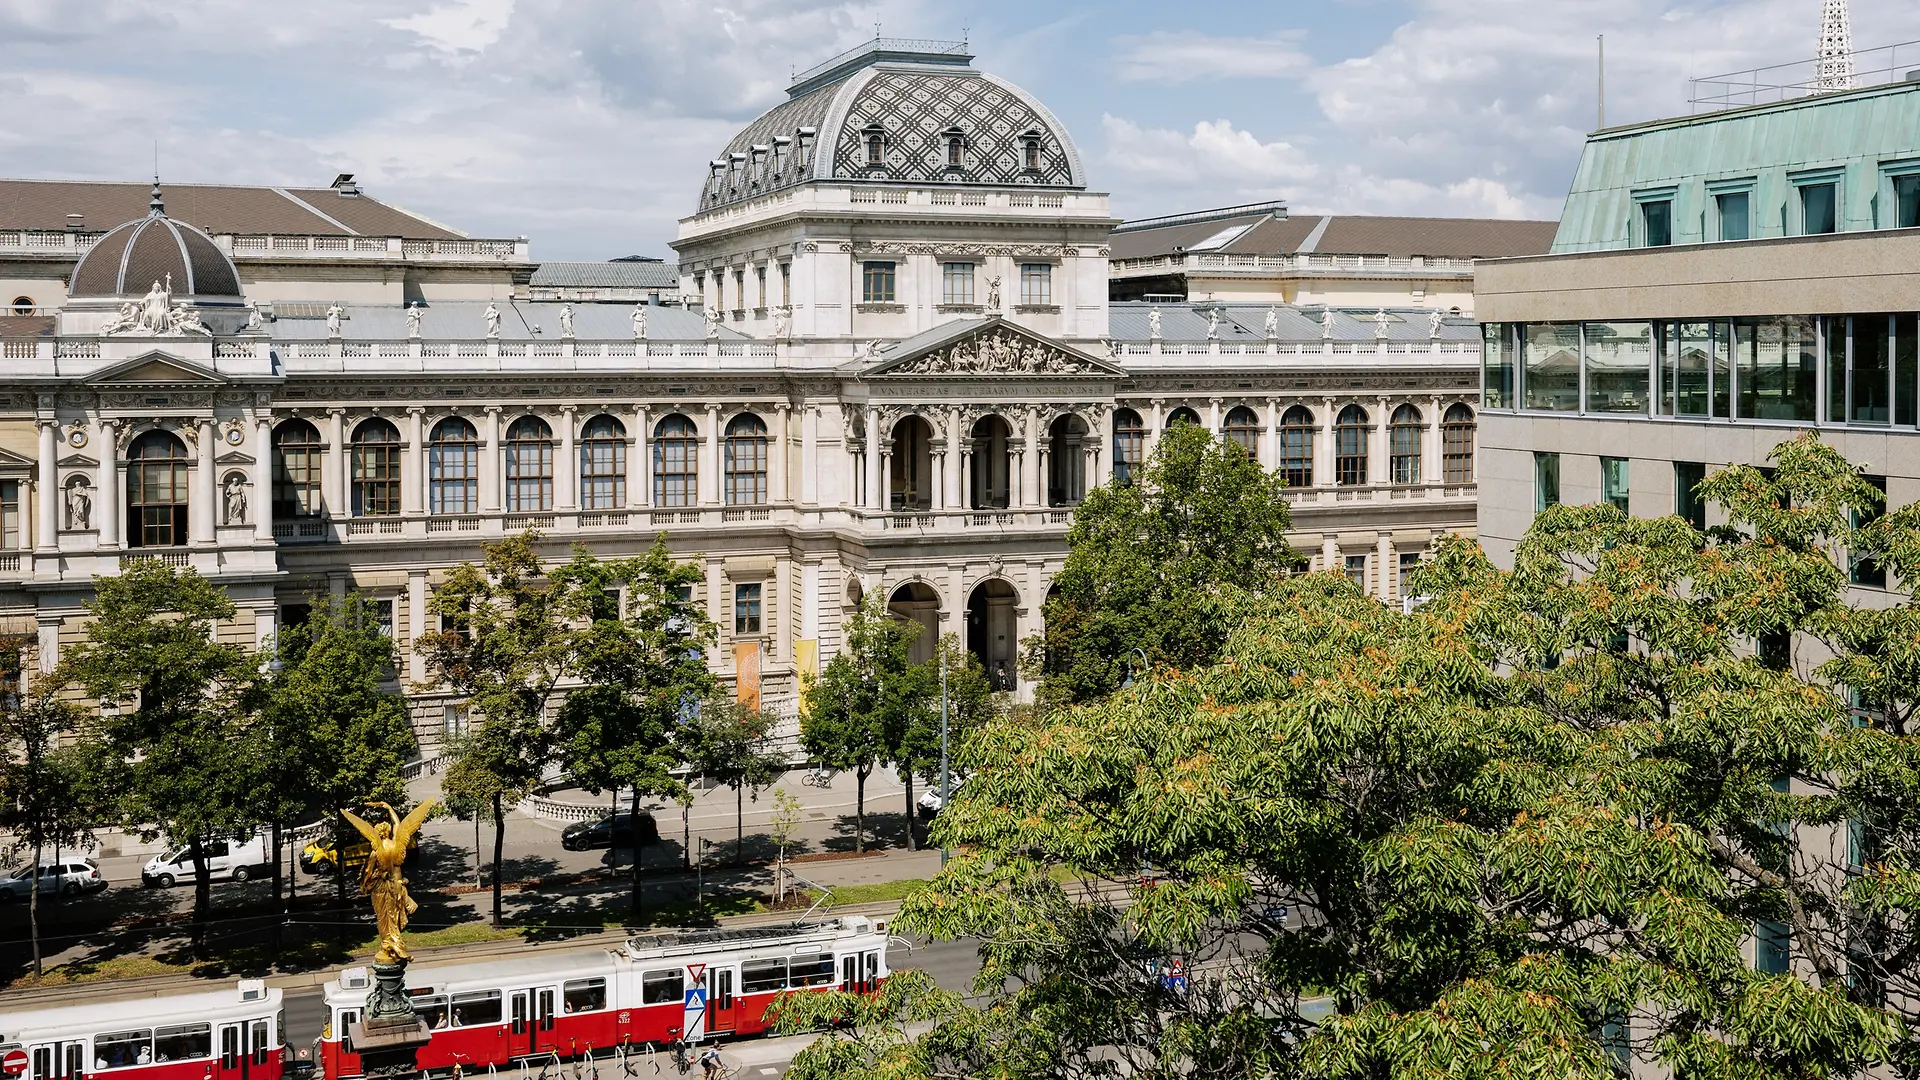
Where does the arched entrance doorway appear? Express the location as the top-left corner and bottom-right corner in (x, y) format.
(966, 578), (1019, 691)
(887, 582), (940, 664)
(889, 417), (933, 511)
(969, 415), (1012, 509)
(1046, 413), (1089, 506)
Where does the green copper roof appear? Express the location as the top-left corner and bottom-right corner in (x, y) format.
(1552, 79), (1920, 252)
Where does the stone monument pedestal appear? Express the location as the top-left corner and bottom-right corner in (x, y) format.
(348, 960), (431, 1078)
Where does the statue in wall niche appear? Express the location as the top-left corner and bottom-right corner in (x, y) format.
(326, 303), (344, 337)
(406, 301), (423, 339)
(1264, 306), (1279, 338)
(1374, 308), (1391, 339)
(1147, 307), (1162, 340)
(772, 305), (791, 339)
(559, 304), (576, 339)
(483, 303), (502, 339)
(985, 275), (1002, 311)
(1429, 309), (1446, 338)
(1320, 308), (1336, 339)
(631, 304), (649, 340)
(1205, 308), (1220, 340)
(223, 475), (247, 526)
(64, 480), (91, 531)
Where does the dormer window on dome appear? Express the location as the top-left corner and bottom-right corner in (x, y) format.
(772, 135), (792, 177)
(863, 125), (887, 168)
(943, 127), (966, 169)
(1021, 130), (1043, 172)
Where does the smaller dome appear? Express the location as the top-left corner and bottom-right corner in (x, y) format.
(70, 185), (242, 300)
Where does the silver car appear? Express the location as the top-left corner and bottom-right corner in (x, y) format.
(0, 860), (108, 901)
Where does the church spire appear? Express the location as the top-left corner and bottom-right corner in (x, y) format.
(1815, 0), (1855, 93)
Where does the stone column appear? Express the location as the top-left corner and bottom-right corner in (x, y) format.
(480, 406), (502, 513)
(772, 404), (791, 503)
(405, 407), (425, 515)
(1377, 533), (1396, 602)
(36, 421), (57, 551)
(1317, 397), (1337, 487)
(863, 409), (881, 510)
(407, 570), (429, 684)
(557, 406), (577, 511)
(799, 405), (818, 506)
(1425, 395), (1445, 484)
(252, 416), (273, 542)
(1036, 442), (1050, 508)
(191, 418), (217, 544)
(327, 409), (346, 517)
(1370, 398), (1390, 486)
(879, 445), (893, 512)
(1146, 398), (1164, 458)
(1263, 401), (1279, 470)
(1208, 397), (1222, 434)
(97, 419), (120, 549)
(930, 441), (946, 511)
(631, 405), (650, 508)
(703, 405), (721, 506)
(944, 408), (964, 509)
(1321, 534), (1338, 575)
(1022, 408), (1042, 509)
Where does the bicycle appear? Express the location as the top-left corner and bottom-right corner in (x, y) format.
(801, 766), (835, 788)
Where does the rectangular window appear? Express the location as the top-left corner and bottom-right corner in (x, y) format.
(1585, 322), (1654, 414)
(374, 598), (395, 640)
(779, 262), (790, 305)
(1641, 199), (1673, 246)
(153, 1024), (212, 1063)
(741, 958), (788, 995)
(642, 969), (685, 1005)
(734, 582), (762, 635)
(1755, 920), (1791, 974)
(1661, 321), (1726, 417)
(1898, 313), (1918, 426)
(1759, 629), (1791, 671)
(861, 261), (896, 303)
(731, 270), (745, 310)
(442, 704), (468, 739)
(1534, 452), (1560, 512)
(1717, 191), (1751, 241)
(1852, 475), (1887, 588)
(1019, 263), (1053, 306)
(1801, 182), (1838, 234)
(1482, 323), (1516, 409)
(0, 480), (17, 549)
(1601, 457), (1629, 512)
(563, 978), (607, 1014)
(1852, 315), (1893, 424)
(941, 262), (975, 306)
(1735, 317), (1818, 422)
(1675, 462), (1707, 530)
(1897, 174), (1920, 229)
(1398, 552), (1421, 597)
(1523, 323), (1580, 412)
(755, 266), (766, 309)
(450, 990), (502, 1027)
(1344, 554), (1367, 591)
(791, 956), (837, 987)
(95, 1030), (153, 1070)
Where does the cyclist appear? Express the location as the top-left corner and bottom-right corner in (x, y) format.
(698, 1044), (723, 1080)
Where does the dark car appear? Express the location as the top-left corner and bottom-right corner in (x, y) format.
(561, 811), (660, 851)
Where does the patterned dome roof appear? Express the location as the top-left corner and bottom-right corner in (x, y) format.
(698, 40), (1086, 212)
(70, 186), (243, 299)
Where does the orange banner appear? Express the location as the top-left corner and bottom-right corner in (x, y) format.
(733, 639), (761, 711)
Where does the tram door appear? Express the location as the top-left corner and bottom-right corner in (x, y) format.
(215, 1021), (269, 1080)
(704, 969), (736, 1036)
(839, 954), (859, 993)
(26, 1042), (82, 1080)
(532, 987), (559, 1054)
(509, 991), (536, 1058)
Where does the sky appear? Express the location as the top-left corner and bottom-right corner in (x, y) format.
(4, 0), (1919, 260)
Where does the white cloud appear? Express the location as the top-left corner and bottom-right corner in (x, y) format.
(1112, 30), (1313, 84)
(383, 0), (515, 56)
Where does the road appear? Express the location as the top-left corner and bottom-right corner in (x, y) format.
(281, 935), (982, 1077)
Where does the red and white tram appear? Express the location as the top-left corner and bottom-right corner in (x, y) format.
(319, 916), (890, 1078)
(0, 981), (284, 1080)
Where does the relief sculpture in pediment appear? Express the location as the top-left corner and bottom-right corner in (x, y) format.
(889, 329), (1102, 376)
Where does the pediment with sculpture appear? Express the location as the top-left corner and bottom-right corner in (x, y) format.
(869, 319), (1120, 379)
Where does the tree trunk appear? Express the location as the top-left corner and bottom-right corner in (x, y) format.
(188, 832), (210, 956)
(490, 792), (506, 929)
(334, 818), (350, 942)
(904, 771), (917, 851)
(682, 802), (692, 870)
(735, 785), (744, 864)
(856, 769), (867, 855)
(629, 786), (644, 918)
(28, 835), (42, 977)
(270, 818), (284, 953)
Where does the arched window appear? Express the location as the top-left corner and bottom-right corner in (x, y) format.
(1021, 134), (1041, 171)
(503, 416), (554, 512)
(127, 431), (188, 548)
(1442, 404), (1477, 484)
(1223, 406), (1261, 460)
(350, 419), (402, 517)
(1279, 406), (1315, 488)
(1390, 404), (1423, 485)
(865, 131), (885, 166)
(1335, 404), (1370, 486)
(1112, 409), (1145, 486)
(1165, 406), (1201, 430)
(580, 415), (627, 510)
(946, 133), (964, 167)
(724, 413), (769, 506)
(653, 415), (698, 507)
(428, 417), (479, 515)
(272, 419), (324, 519)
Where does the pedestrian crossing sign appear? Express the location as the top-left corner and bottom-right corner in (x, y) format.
(685, 987), (707, 1011)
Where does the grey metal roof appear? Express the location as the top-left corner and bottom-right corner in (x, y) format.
(1108, 302), (1479, 344)
(529, 261), (679, 289)
(266, 300), (737, 341)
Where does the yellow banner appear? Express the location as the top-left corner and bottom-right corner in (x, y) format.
(795, 638), (818, 716)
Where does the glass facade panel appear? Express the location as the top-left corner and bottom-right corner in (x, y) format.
(1898, 174), (1920, 229)
(1601, 457), (1629, 511)
(1852, 315), (1892, 425)
(1801, 183), (1837, 234)
(1898, 314), (1918, 427)
(1662, 322), (1717, 417)
(1585, 322), (1653, 413)
(1755, 920), (1791, 974)
(1534, 452), (1560, 512)
(1523, 323), (1580, 412)
(1675, 462), (1707, 530)
(1736, 317), (1818, 422)
(1852, 475), (1887, 588)
(1641, 199), (1672, 246)
(1718, 191), (1751, 240)
(1482, 324), (1515, 409)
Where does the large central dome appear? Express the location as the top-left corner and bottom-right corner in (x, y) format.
(697, 38), (1087, 213)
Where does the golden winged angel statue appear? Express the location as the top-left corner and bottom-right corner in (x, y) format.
(340, 799), (438, 964)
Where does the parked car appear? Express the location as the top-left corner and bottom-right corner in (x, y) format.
(561, 811), (661, 851)
(142, 833), (272, 887)
(916, 774), (967, 818)
(0, 860), (108, 901)
(300, 828), (418, 877)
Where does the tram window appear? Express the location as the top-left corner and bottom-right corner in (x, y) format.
(154, 1024), (212, 1063)
(792, 957), (836, 987)
(641, 969), (684, 1005)
(864, 951), (881, 983)
(741, 959), (787, 994)
(95, 1031), (153, 1069)
(562, 978), (606, 1013)
(336, 1013), (357, 1057)
(450, 989), (502, 1027)
(416, 997), (449, 1030)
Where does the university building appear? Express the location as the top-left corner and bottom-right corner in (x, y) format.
(0, 39), (1482, 746)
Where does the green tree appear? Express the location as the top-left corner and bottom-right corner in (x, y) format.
(788, 433), (1915, 1080)
(802, 593), (921, 854)
(55, 561), (264, 953)
(769, 786), (802, 902)
(266, 594), (416, 919)
(1029, 420), (1298, 708)
(0, 674), (104, 976)
(554, 537), (713, 912)
(891, 635), (996, 849)
(677, 695), (785, 862)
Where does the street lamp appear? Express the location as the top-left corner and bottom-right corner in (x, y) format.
(1122, 647), (1149, 689)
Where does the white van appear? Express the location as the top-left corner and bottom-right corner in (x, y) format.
(141, 833), (272, 887)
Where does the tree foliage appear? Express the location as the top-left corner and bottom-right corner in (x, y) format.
(0, 662), (104, 975)
(1030, 420), (1299, 707)
(678, 694), (785, 861)
(801, 593), (926, 854)
(795, 433), (1920, 1080)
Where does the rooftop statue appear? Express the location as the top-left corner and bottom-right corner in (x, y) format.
(1320, 308), (1336, 340)
(632, 304), (649, 340)
(406, 302), (423, 339)
(326, 303), (344, 337)
(483, 303), (501, 339)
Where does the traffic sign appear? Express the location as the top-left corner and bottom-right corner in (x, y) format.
(1, 1049), (27, 1077)
(684, 987), (708, 1012)
(686, 962), (707, 983)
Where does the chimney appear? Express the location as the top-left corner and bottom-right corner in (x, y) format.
(65, 213), (83, 231)
(330, 173), (361, 196)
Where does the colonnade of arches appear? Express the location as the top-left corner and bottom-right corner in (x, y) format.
(886, 577), (1020, 691)
(880, 412), (1094, 511)
(1106, 401), (1479, 489)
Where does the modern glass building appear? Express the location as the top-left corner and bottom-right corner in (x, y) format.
(1475, 73), (1920, 567)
